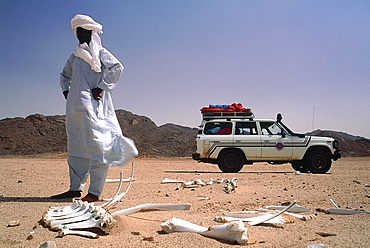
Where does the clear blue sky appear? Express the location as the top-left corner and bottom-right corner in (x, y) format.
(1, 0), (369, 138)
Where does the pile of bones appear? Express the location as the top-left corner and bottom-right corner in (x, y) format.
(40, 165), (316, 244)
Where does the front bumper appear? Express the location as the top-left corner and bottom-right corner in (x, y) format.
(331, 150), (341, 161)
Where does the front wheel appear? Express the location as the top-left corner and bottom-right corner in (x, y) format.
(218, 150), (245, 173)
(291, 161), (309, 173)
(304, 149), (332, 173)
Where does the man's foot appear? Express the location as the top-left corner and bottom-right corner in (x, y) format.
(51, 191), (81, 199)
(81, 193), (99, 202)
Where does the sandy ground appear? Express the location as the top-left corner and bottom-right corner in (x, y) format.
(0, 156), (369, 248)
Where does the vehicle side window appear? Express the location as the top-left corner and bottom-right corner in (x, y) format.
(204, 122), (232, 135)
(260, 122), (283, 135)
(235, 122), (257, 135)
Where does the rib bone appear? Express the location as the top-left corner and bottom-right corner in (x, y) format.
(262, 204), (310, 213)
(256, 209), (316, 221)
(161, 218), (248, 245)
(111, 203), (191, 217)
(43, 202), (93, 221)
(249, 201), (296, 226)
(48, 206), (104, 228)
(56, 208), (116, 234)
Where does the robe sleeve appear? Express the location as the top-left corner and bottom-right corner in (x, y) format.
(97, 48), (123, 91)
(60, 54), (74, 92)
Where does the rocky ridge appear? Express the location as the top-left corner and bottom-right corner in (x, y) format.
(0, 110), (369, 157)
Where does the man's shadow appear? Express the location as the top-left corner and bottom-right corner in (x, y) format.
(0, 196), (75, 203)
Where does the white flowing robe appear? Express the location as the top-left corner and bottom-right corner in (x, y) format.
(60, 48), (138, 167)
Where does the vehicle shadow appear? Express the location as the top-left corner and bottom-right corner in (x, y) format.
(165, 170), (332, 175)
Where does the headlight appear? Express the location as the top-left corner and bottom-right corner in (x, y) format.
(333, 140), (339, 149)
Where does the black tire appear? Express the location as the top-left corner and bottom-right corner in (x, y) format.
(218, 150), (244, 173)
(291, 161), (309, 173)
(304, 149), (332, 173)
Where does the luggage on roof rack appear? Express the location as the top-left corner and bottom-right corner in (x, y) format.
(200, 103), (254, 120)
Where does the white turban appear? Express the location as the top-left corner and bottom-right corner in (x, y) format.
(71, 14), (103, 72)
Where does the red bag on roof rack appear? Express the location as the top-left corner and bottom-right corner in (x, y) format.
(200, 103), (251, 113)
(200, 103), (254, 120)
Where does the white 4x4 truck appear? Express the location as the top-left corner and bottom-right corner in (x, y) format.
(192, 111), (341, 173)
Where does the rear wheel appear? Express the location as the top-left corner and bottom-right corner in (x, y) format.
(218, 150), (245, 173)
(304, 149), (332, 173)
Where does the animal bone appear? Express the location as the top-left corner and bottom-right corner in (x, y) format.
(326, 198), (370, 214)
(111, 203), (191, 217)
(57, 226), (99, 239)
(101, 163), (135, 210)
(55, 208), (116, 234)
(47, 206), (104, 228)
(43, 201), (93, 221)
(326, 209), (370, 215)
(262, 204), (310, 213)
(161, 178), (186, 184)
(46, 199), (91, 216)
(42, 165), (193, 238)
(216, 211), (295, 224)
(223, 177), (237, 193)
(215, 215), (290, 224)
(329, 198), (340, 209)
(101, 172), (124, 201)
(249, 201), (297, 226)
(257, 209), (316, 221)
(161, 218), (248, 245)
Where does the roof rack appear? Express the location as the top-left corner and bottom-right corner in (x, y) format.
(202, 111), (255, 121)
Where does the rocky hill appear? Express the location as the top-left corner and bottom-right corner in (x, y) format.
(0, 110), (198, 157)
(306, 129), (370, 157)
(0, 110), (369, 157)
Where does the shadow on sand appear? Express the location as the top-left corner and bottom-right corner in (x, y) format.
(0, 196), (76, 203)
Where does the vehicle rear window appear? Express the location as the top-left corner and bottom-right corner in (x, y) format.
(204, 122), (232, 135)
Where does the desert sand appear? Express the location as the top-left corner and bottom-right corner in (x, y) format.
(0, 156), (369, 248)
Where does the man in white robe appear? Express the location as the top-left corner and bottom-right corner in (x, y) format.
(51, 14), (138, 202)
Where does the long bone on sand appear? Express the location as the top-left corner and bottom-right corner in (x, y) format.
(161, 218), (249, 245)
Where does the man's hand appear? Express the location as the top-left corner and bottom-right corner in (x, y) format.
(92, 87), (103, 100)
(63, 91), (69, 99)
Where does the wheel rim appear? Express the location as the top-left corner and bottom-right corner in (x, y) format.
(225, 154), (239, 169)
(312, 154), (326, 169)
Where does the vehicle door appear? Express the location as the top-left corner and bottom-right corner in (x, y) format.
(259, 121), (293, 159)
(202, 121), (233, 158)
(234, 121), (261, 158)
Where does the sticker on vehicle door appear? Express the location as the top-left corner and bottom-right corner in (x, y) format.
(275, 142), (284, 150)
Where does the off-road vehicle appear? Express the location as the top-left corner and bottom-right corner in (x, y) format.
(192, 108), (341, 173)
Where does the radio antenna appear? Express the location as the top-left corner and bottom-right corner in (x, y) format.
(311, 107), (315, 130)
